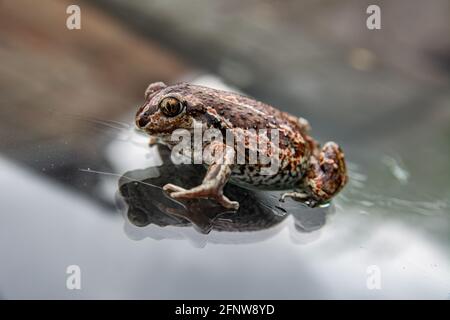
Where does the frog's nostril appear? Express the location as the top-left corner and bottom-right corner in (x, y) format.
(138, 116), (148, 128)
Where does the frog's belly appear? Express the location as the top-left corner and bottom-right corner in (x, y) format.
(230, 165), (303, 190)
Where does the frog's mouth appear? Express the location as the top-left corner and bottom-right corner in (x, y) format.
(140, 123), (177, 136)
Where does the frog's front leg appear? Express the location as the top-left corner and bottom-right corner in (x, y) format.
(163, 142), (239, 210)
(281, 141), (347, 207)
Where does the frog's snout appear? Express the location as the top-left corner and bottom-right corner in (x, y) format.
(135, 101), (152, 129)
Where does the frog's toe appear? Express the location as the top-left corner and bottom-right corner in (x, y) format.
(166, 188), (210, 201)
(163, 183), (187, 193)
(168, 191), (191, 199)
(215, 194), (239, 211)
(279, 191), (308, 202)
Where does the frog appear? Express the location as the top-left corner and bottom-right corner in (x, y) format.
(135, 82), (347, 211)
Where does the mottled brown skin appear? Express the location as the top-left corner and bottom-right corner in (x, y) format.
(136, 82), (347, 210)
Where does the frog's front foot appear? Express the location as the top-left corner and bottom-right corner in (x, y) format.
(163, 142), (239, 211)
(163, 183), (239, 210)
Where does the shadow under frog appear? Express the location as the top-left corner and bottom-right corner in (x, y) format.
(115, 145), (332, 246)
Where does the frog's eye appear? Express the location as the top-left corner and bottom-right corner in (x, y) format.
(159, 97), (184, 117)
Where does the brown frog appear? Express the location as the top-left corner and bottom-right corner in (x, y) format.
(135, 82), (347, 210)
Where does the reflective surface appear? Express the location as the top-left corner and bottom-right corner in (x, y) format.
(117, 145), (329, 242)
(1, 116), (448, 299)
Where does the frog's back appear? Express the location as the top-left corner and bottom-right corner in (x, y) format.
(184, 84), (303, 132)
(178, 84), (312, 190)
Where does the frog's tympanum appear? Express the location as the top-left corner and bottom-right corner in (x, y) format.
(135, 82), (347, 210)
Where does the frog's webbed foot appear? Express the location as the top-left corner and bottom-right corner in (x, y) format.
(280, 191), (308, 202)
(279, 191), (319, 208)
(163, 142), (239, 211)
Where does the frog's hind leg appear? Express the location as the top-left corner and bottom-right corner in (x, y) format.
(307, 141), (347, 203)
(281, 141), (347, 207)
(163, 142), (239, 210)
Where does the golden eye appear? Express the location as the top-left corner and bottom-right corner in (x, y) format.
(159, 97), (184, 117)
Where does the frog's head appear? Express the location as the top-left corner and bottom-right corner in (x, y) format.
(136, 82), (207, 136)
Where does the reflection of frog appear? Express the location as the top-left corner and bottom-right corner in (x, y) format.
(117, 145), (330, 238)
(135, 82), (347, 209)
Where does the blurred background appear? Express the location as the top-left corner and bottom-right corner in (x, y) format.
(0, 0), (449, 299)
